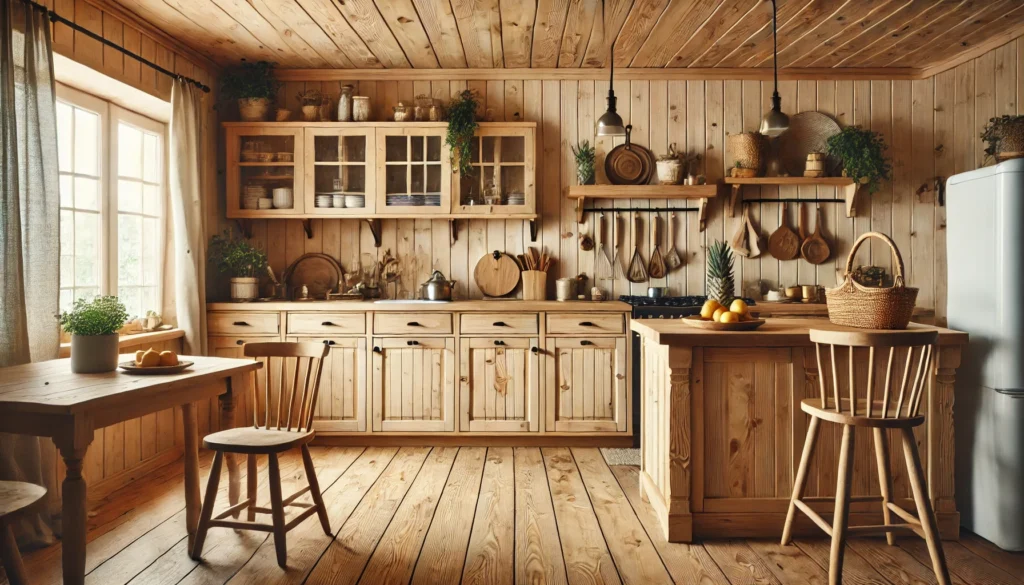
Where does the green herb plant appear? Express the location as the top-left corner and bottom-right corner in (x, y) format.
(296, 89), (323, 106)
(572, 140), (597, 185)
(981, 115), (1024, 163)
(59, 296), (130, 337)
(208, 229), (268, 278)
(220, 60), (281, 101)
(446, 90), (480, 177)
(825, 126), (892, 194)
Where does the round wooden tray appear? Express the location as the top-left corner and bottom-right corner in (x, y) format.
(680, 316), (766, 331)
(119, 360), (194, 375)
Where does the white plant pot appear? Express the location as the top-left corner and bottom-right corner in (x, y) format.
(231, 277), (260, 302)
(656, 160), (683, 185)
(70, 333), (120, 373)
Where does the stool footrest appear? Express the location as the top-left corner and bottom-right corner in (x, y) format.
(208, 519), (274, 532)
(794, 500), (833, 537)
(803, 495), (883, 504)
(887, 502), (922, 526)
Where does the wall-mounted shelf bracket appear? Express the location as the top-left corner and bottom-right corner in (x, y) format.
(698, 198), (709, 232)
(234, 219), (253, 239)
(725, 177), (860, 218)
(365, 218), (382, 248)
(301, 219), (313, 239)
(529, 219), (538, 242)
(449, 219), (459, 246)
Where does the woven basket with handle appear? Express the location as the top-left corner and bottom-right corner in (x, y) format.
(826, 232), (918, 329)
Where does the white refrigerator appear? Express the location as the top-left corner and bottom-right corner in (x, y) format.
(947, 159), (1024, 551)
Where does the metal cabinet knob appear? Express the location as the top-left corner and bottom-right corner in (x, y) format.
(407, 321), (421, 327)
(494, 340), (506, 346)
(321, 321), (335, 326)
(407, 340), (420, 346)
(233, 321), (250, 326)
(579, 321), (595, 327)
(235, 340), (245, 345)
(530, 346), (540, 354)
(372, 346), (382, 354)
(580, 340), (594, 346)
(493, 321), (507, 327)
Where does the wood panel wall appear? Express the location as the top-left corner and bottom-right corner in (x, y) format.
(236, 38), (1024, 325)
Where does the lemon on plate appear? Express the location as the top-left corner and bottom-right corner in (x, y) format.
(701, 300), (722, 319)
(719, 311), (739, 324)
(713, 307), (727, 322)
(729, 299), (749, 315)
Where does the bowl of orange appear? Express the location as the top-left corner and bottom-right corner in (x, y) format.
(682, 299), (766, 331)
(119, 349), (193, 374)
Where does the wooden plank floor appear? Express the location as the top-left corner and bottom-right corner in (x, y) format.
(8, 446), (1023, 585)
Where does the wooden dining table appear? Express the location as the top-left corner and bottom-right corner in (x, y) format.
(0, 354), (261, 585)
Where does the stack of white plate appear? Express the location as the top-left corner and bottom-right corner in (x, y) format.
(315, 194), (334, 208)
(243, 185), (266, 210)
(506, 191), (525, 206)
(257, 198), (273, 209)
(344, 194), (365, 208)
(424, 192), (441, 207)
(386, 194), (420, 206)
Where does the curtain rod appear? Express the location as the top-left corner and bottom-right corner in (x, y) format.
(18, 0), (211, 93)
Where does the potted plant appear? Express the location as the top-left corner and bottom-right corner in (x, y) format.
(826, 126), (892, 194)
(571, 140), (596, 185)
(656, 144), (683, 184)
(221, 60), (280, 122)
(59, 296), (130, 373)
(981, 115), (1024, 163)
(297, 89), (323, 122)
(446, 89), (480, 177)
(208, 229), (268, 301)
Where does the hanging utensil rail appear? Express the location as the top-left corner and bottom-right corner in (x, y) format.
(582, 206), (700, 213)
(741, 198), (845, 204)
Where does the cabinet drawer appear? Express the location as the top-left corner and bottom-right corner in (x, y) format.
(287, 313), (365, 335)
(460, 313), (539, 335)
(546, 313), (624, 335)
(373, 313), (453, 335)
(208, 312), (280, 335)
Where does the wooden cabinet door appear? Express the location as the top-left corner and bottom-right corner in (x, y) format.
(545, 337), (628, 432)
(452, 125), (536, 216)
(460, 337), (540, 432)
(371, 337), (455, 432)
(225, 126), (304, 217)
(374, 126), (451, 215)
(302, 127), (376, 215)
(288, 337), (366, 432)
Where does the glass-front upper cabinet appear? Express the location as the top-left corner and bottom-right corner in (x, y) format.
(225, 126), (304, 216)
(375, 126), (451, 215)
(303, 127), (375, 215)
(453, 125), (536, 215)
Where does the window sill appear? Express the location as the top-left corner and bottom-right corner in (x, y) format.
(58, 328), (184, 358)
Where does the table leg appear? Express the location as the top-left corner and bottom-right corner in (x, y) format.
(221, 374), (246, 515)
(181, 403), (201, 551)
(58, 445), (90, 585)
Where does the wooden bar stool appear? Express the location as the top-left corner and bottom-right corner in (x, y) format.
(782, 328), (950, 585)
(0, 481), (46, 585)
(191, 342), (331, 568)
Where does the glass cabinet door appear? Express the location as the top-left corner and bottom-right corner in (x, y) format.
(226, 127), (304, 216)
(453, 126), (535, 215)
(303, 127), (375, 215)
(375, 127), (451, 215)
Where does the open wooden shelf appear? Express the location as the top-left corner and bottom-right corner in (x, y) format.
(723, 176), (861, 218)
(566, 184), (719, 229)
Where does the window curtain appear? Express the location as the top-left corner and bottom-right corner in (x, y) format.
(0, 1), (61, 547)
(170, 79), (207, 355)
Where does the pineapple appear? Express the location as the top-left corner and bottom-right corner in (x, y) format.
(706, 240), (735, 306)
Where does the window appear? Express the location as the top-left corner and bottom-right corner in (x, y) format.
(57, 84), (167, 319)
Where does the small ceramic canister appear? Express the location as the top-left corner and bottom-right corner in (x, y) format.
(555, 278), (576, 301)
(352, 96), (371, 121)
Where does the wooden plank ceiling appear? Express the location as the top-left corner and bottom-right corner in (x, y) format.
(111, 0), (1024, 75)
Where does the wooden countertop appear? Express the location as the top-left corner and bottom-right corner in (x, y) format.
(631, 318), (967, 347)
(207, 300), (631, 312)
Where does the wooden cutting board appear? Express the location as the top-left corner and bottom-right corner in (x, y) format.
(473, 251), (521, 297)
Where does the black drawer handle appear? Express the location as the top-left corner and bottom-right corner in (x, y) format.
(494, 340), (506, 346)
(235, 340), (245, 346)
(493, 321), (507, 327)
(325, 340), (336, 346)
(321, 321), (336, 326)
(407, 321), (421, 327)
(407, 340), (419, 346)
(233, 321), (250, 326)
(579, 321), (595, 327)
(580, 340), (594, 346)
(531, 346), (540, 354)
(372, 346), (382, 354)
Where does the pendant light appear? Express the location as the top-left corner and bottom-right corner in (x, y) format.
(760, 0), (789, 137)
(596, 0), (626, 137)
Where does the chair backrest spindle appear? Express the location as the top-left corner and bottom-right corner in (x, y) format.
(243, 342), (330, 432)
(809, 329), (938, 421)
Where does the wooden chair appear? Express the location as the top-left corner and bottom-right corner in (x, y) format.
(0, 481), (46, 585)
(782, 328), (950, 585)
(191, 341), (331, 568)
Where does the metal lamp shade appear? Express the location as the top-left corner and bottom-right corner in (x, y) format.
(597, 107), (626, 137)
(760, 106), (790, 137)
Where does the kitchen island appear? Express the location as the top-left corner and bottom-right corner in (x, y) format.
(633, 318), (967, 543)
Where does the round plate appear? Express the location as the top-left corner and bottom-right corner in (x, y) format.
(680, 316), (766, 331)
(284, 253), (343, 299)
(119, 360), (194, 375)
(775, 112), (842, 177)
(605, 127), (656, 185)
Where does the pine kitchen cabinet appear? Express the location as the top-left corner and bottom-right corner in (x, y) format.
(206, 300), (632, 443)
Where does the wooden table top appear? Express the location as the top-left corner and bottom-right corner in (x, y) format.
(0, 355), (261, 416)
(631, 318), (968, 347)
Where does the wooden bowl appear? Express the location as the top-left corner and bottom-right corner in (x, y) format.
(680, 316), (766, 331)
(119, 360), (194, 375)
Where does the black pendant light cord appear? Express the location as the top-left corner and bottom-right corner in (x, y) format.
(17, 0), (211, 93)
(770, 0), (780, 105)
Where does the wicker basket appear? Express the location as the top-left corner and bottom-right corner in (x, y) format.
(727, 132), (768, 175)
(826, 232), (918, 329)
(238, 98), (269, 122)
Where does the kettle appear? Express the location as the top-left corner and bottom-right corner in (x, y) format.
(420, 270), (456, 301)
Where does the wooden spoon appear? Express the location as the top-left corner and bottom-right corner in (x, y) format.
(767, 203), (801, 260)
(648, 215), (666, 279)
(627, 214), (649, 283)
(801, 206), (831, 265)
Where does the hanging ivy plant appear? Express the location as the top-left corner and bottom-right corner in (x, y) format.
(826, 126), (892, 194)
(446, 90), (480, 177)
